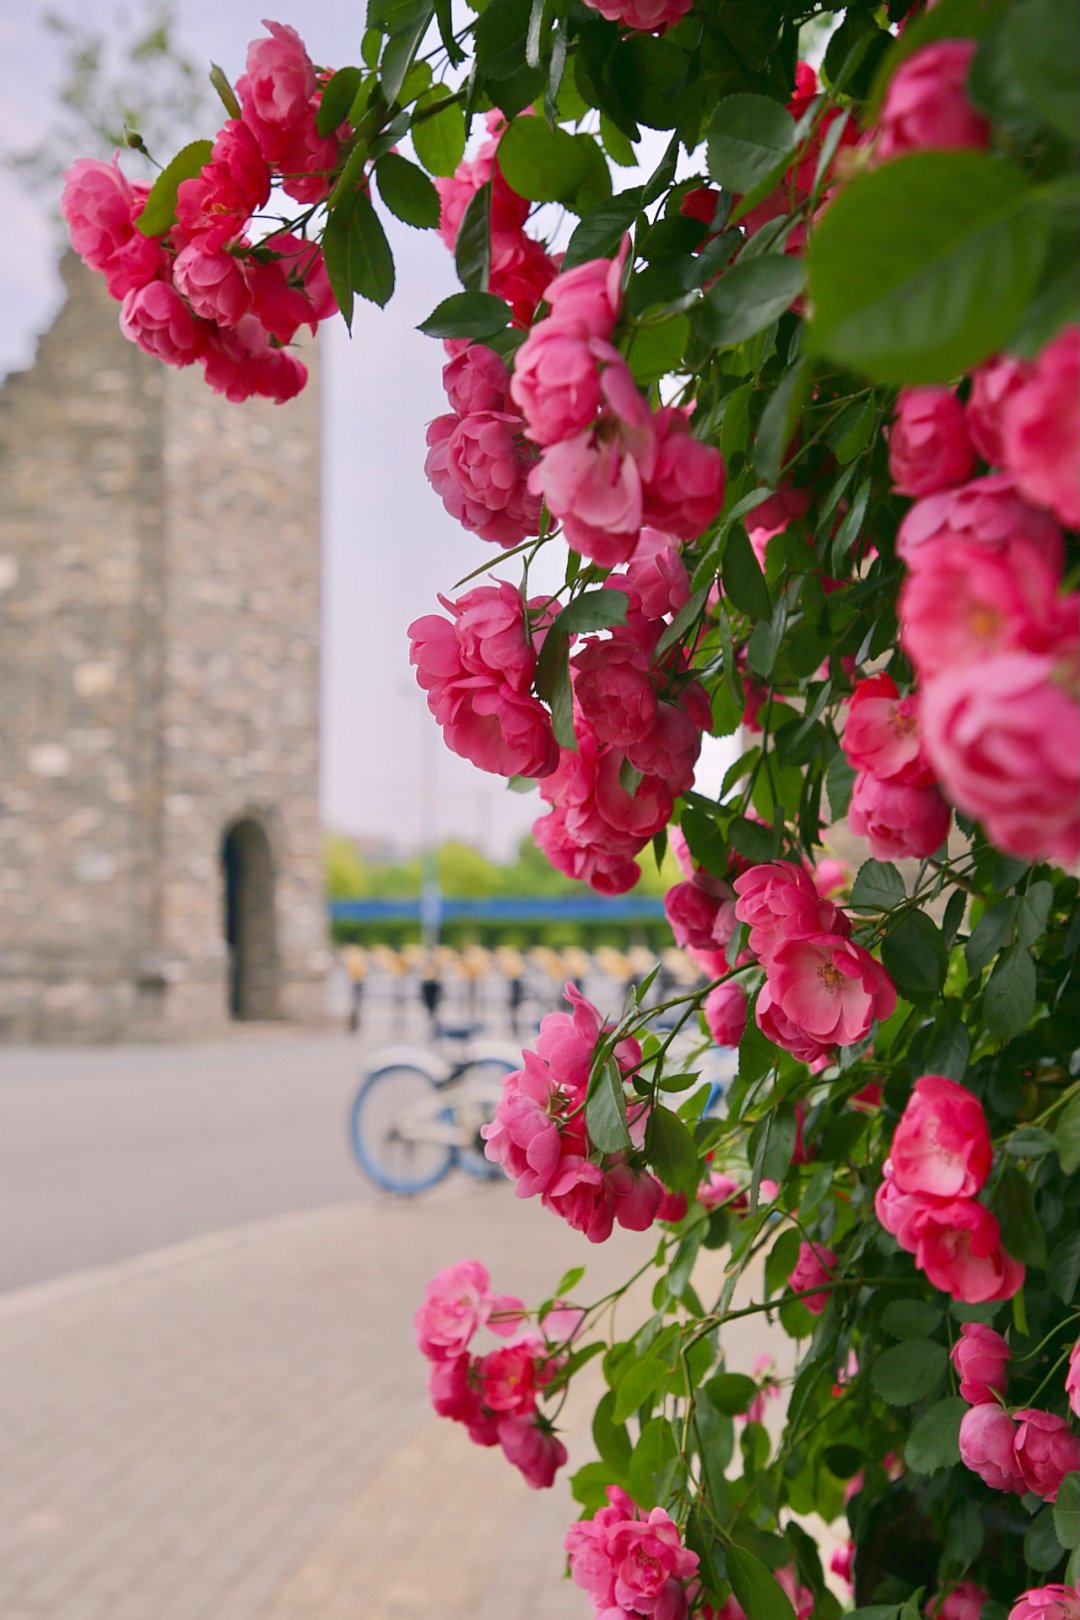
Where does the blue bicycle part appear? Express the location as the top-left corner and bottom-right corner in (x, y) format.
(349, 1062), (454, 1194)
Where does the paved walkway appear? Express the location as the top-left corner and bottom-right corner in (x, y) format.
(0, 1186), (650, 1620)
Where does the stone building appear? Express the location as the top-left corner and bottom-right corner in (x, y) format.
(0, 254), (329, 1040)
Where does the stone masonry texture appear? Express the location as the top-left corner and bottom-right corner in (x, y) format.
(0, 255), (328, 1040)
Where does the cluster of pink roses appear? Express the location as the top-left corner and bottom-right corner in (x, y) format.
(876, 1076), (1023, 1303)
(408, 575), (558, 779)
(436, 112), (559, 330)
(424, 344), (542, 547)
(1009, 1589), (1080, 1620)
(512, 246), (726, 569)
(580, 0), (691, 34)
(956, 1325), (1080, 1503)
(481, 983), (666, 1241)
(732, 861), (896, 1064)
(566, 1485), (700, 1620)
(533, 564), (713, 896)
(875, 39), (991, 163)
(842, 673), (951, 861)
(415, 1259), (571, 1489)
(61, 21), (339, 402)
(892, 331), (1080, 867)
(663, 826), (740, 965)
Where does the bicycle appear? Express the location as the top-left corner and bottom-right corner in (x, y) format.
(348, 1021), (521, 1195)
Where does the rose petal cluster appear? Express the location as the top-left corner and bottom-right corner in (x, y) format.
(1009, 1589), (1080, 1620)
(929, 1583), (988, 1620)
(950, 1322), (1010, 1405)
(408, 580), (558, 780)
(875, 40), (990, 163)
(734, 861), (895, 1064)
(416, 1260), (570, 1489)
(580, 0), (692, 32)
(481, 983), (666, 1241)
(424, 345), (542, 548)
(876, 1076), (1023, 1303)
(566, 1486), (699, 1619)
(62, 21), (341, 403)
(842, 673), (951, 860)
(960, 1403), (1080, 1503)
(787, 1240), (836, 1316)
(510, 247), (724, 569)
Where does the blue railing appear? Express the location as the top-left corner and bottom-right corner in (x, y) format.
(328, 896), (666, 924)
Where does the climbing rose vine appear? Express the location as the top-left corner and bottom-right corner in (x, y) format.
(69, 2), (1080, 1615)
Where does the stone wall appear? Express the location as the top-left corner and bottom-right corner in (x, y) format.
(0, 255), (328, 1040)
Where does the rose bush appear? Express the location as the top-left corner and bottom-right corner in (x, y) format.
(70, 4), (1080, 1616)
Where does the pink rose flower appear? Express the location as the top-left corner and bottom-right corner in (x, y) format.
(875, 1162), (938, 1252)
(900, 538), (1069, 678)
(951, 1322), (1010, 1405)
(581, 0), (693, 30)
(497, 1414), (568, 1488)
(425, 410), (541, 548)
(897, 474), (1064, 577)
(626, 529), (691, 619)
(574, 635), (658, 747)
(415, 1259), (493, 1361)
(1009, 1588), (1080, 1620)
(921, 650), (1080, 867)
(889, 387), (976, 497)
(533, 805), (643, 896)
(239, 19), (316, 128)
(541, 247), (626, 339)
(747, 482), (812, 566)
(510, 327), (604, 446)
(830, 1543), (854, 1586)
(1001, 326), (1080, 530)
(1014, 1408), (1080, 1503)
(273, 111), (342, 204)
(704, 982), (748, 1047)
(733, 861), (845, 961)
(788, 1240), (836, 1315)
(959, 1402), (1026, 1492)
(877, 41), (990, 162)
(915, 1198), (1024, 1303)
(1067, 1339), (1080, 1419)
(642, 409), (726, 541)
(656, 1187), (690, 1222)
(175, 119), (271, 255)
(534, 982), (616, 1093)
(929, 1583), (988, 1620)
(605, 1160), (664, 1232)
(698, 1171), (742, 1211)
(429, 676), (559, 779)
(476, 1340), (542, 1415)
(245, 233), (337, 342)
(428, 1352), (477, 1421)
(765, 932), (896, 1052)
(808, 855), (848, 899)
(626, 690), (711, 797)
(849, 770), (951, 860)
(443, 345), (509, 416)
(542, 1156), (615, 1243)
(173, 243), (251, 326)
(842, 673), (936, 786)
(664, 880), (736, 953)
(119, 281), (205, 367)
(61, 156), (163, 297)
(480, 1053), (563, 1198)
(200, 316), (308, 403)
(967, 354), (1033, 467)
(890, 1075), (992, 1199)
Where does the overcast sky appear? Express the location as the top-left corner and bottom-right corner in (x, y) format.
(0, 2), (734, 859)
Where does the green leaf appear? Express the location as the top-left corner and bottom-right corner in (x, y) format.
(703, 1372), (759, 1415)
(923, 1019), (971, 1083)
(417, 291), (510, 339)
(1016, 881), (1054, 948)
(627, 1415), (678, 1509)
(727, 1545), (797, 1620)
(849, 860), (905, 913)
(983, 944), (1036, 1041)
(991, 1164), (1047, 1268)
(880, 1299), (944, 1340)
(555, 588), (629, 635)
(475, 0), (534, 79)
(967, 899), (1019, 973)
(563, 190), (641, 270)
(706, 93), (797, 195)
(1049, 1227), (1080, 1303)
(455, 183), (491, 291)
(806, 152), (1048, 384)
(497, 115), (586, 204)
(1003, 0), (1080, 142)
(722, 529), (771, 620)
(380, 4), (434, 104)
(626, 314), (690, 385)
(646, 1106), (701, 1195)
(826, 752), (856, 820)
(135, 139), (213, 236)
(1053, 1472), (1080, 1551)
(209, 63), (241, 120)
(871, 1340), (948, 1406)
(376, 151), (440, 227)
(1056, 1092), (1080, 1176)
(349, 191), (396, 307)
(586, 1060), (633, 1154)
(904, 1396), (967, 1475)
(411, 87), (466, 176)
(753, 360), (810, 486)
(593, 1389), (632, 1474)
(324, 200), (358, 331)
(1003, 1126), (1059, 1159)
(703, 255), (806, 348)
(762, 1102), (797, 1183)
(556, 1264), (585, 1297)
(571, 1459), (616, 1511)
(882, 910), (947, 1001)
(318, 66), (363, 136)
(613, 1354), (668, 1423)
(1026, 1505), (1067, 1572)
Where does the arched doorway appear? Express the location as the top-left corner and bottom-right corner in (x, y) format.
(221, 817), (280, 1019)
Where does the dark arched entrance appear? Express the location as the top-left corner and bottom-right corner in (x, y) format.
(222, 817), (280, 1019)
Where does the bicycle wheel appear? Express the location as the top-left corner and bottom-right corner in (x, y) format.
(453, 1057), (515, 1181)
(349, 1063), (454, 1194)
